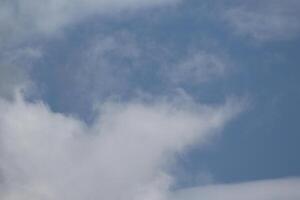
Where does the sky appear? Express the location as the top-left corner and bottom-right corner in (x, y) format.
(0, 0), (300, 199)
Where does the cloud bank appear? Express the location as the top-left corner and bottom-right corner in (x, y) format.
(0, 93), (240, 200)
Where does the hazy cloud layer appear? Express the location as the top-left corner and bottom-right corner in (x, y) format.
(173, 177), (300, 200)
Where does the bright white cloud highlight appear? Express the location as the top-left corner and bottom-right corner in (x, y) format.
(0, 93), (241, 200)
(173, 177), (300, 200)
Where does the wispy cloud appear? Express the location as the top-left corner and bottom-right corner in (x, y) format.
(167, 51), (230, 85)
(224, 0), (300, 41)
(0, 0), (180, 45)
(0, 47), (41, 98)
(0, 0), (180, 100)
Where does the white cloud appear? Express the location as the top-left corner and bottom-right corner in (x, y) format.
(173, 177), (300, 200)
(224, 0), (300, 41)
(0, 92), (241, 200)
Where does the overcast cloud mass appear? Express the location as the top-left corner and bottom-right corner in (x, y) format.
(0, 0), (300, 199)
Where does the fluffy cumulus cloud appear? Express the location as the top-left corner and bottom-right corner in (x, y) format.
(224, 0), (300, 41)
(0, 92), (240, 200)
(173, 177), (300, 200)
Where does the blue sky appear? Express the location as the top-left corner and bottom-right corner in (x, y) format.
(0, 0), (300, 199)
